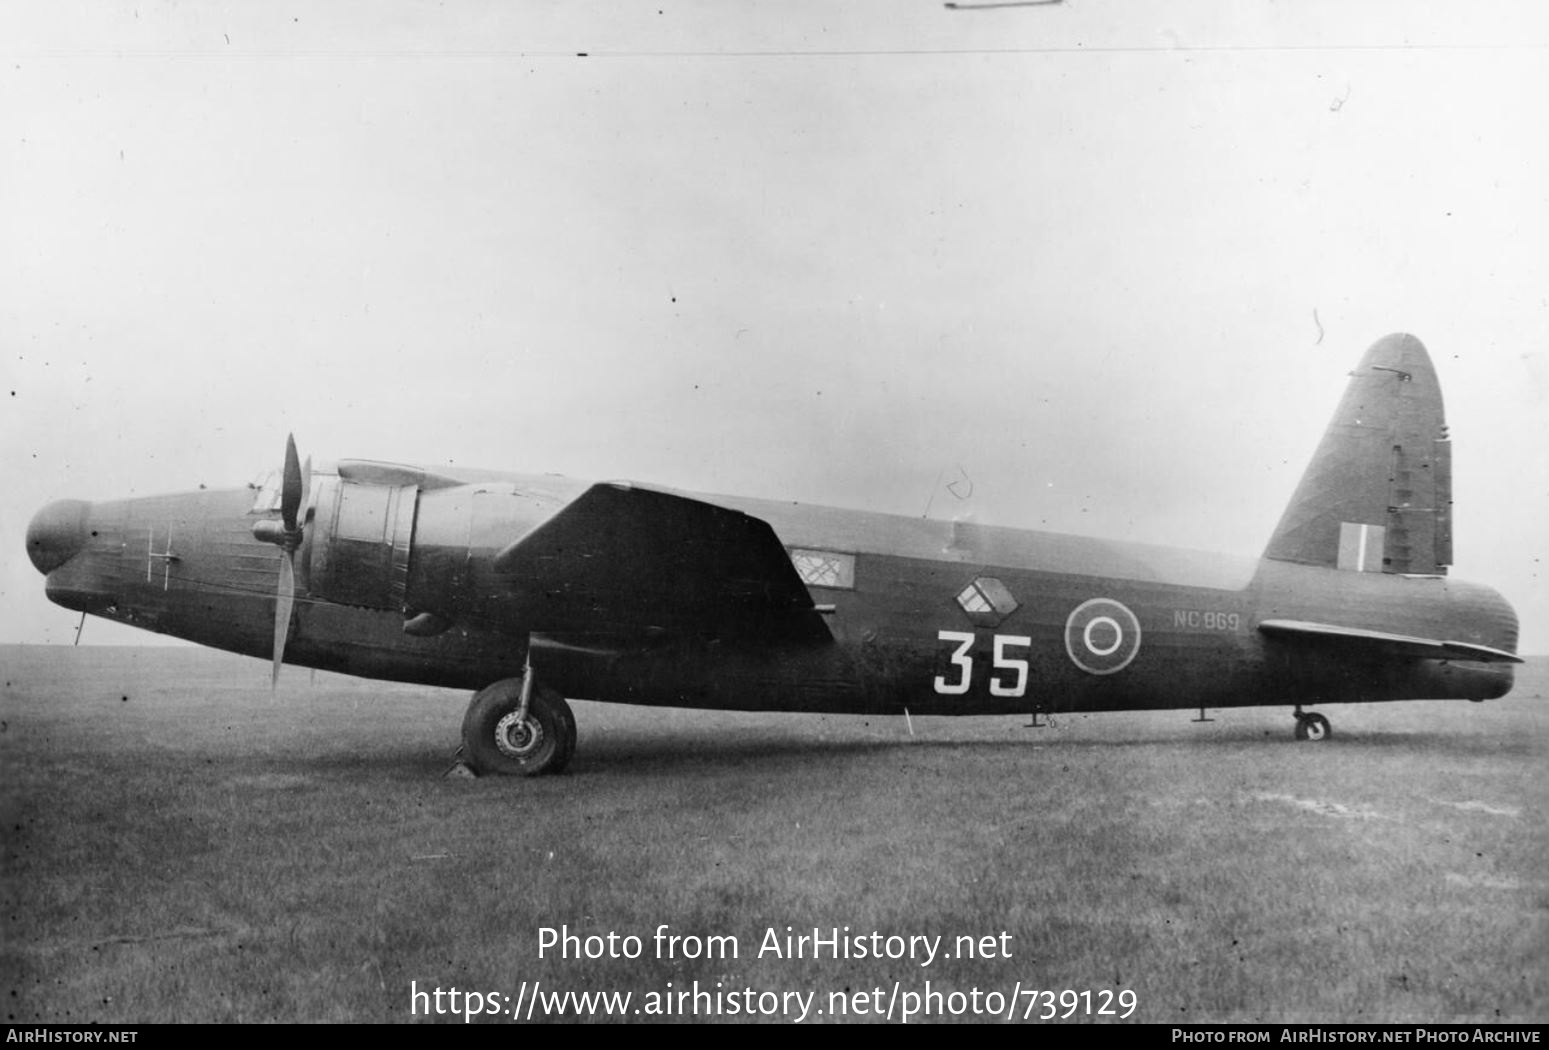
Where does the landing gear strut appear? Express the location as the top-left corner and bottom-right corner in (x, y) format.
(1292, 707), (1332, 742)
(461, 675), (577, 775)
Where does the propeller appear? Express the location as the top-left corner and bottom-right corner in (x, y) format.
(252, 434), (310, 686)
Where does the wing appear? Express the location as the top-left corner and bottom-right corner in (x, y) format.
(492, 482), (831, 643)
(1258, 619), (1522, 664)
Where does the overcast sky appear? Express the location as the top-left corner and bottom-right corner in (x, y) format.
(3, 2), (1546, 652)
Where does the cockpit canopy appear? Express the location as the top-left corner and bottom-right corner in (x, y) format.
(248, 470), (284, 514)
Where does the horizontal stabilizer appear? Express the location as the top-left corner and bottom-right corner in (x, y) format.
(493, 482), (831, 642)
(1258, 619), (1522, 664)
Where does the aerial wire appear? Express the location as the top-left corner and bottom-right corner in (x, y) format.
(945, 0), (1064, 8)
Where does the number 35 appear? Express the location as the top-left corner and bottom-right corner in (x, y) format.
(933, 630), (1032, 697)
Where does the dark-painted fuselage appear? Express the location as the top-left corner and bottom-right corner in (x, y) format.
(31, 476), (1517, 717)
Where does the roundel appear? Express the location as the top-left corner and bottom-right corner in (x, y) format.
(1064, 598), (1142, 675)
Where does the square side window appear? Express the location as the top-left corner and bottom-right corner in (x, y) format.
(789, 548), (855, 589)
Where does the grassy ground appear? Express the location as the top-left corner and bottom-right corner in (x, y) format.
(2, 645), (1544, 1024)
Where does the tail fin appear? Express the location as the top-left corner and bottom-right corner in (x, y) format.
(1264, 333), (1453, 575)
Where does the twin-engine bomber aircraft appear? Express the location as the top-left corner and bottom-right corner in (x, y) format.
(26, 334), (1522, 775)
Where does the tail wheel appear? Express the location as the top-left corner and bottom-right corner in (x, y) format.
(1294, 711), (1332, 742)
(462, 676), (576, 776)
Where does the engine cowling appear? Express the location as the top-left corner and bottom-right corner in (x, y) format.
(298, 473), (568, 633)
(304, 476), (418, 612)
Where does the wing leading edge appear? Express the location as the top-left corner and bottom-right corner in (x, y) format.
(492, 482), (831, 643)
(1258, 619), (1522, 664)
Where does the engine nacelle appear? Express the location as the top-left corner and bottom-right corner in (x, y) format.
(304, 476), (418, 612)
(298, 471), (567, 632)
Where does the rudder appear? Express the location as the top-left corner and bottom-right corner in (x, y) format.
(1264, 333), (1452, 575)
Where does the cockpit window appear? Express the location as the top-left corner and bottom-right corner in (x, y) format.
(250, 470), (283, 514)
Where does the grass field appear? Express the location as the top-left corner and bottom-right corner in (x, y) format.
(2, 644), (1544, 1024)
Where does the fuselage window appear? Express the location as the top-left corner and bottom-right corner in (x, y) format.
(955, 576), (1019, 627)
(789, 548), (856, 590)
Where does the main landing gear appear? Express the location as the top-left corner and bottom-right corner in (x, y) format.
(461, 674), (577, 776)
(1292, 706), (1332, 742)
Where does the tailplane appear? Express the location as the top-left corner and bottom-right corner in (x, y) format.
(1264, 333), (1452, 575)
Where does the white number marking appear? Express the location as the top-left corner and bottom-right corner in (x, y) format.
(933, 630), (975, 695)
(989, 634), (1032, 697)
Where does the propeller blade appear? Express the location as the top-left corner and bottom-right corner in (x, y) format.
(256, 434), (307, 688)
(281, 433), (303, 534)
(272, 549), (295, 688)
(296, 454), (314, 593)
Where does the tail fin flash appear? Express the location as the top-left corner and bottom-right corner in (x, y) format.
(1265, 333), (1453, 575)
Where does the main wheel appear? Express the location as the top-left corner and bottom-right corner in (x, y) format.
(1294, 712), (1332, 742)
(461, 677), (577, 776)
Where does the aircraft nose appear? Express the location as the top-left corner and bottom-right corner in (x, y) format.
(26, 499), (91, 574)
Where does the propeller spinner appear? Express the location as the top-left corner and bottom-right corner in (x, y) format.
(252, 434), (310, 685)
